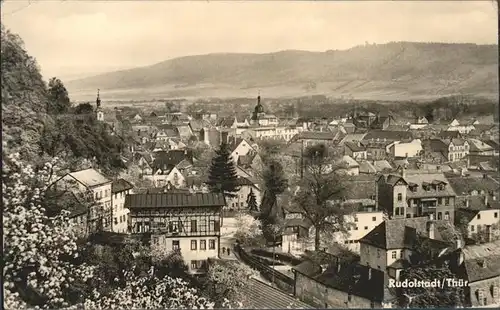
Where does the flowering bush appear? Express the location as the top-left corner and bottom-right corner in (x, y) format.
(3, 153), (96, 309)
(82, 270), (215, 309)
(234, 214), (265, 247)
(3, 153), (218, 309)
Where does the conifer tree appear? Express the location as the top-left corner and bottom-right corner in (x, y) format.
(207, 142), (240, 198)
(247, 189), (258, 212)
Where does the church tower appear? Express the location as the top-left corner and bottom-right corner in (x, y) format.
(96, 89), (104, 122)
(251, 91), (265, 125)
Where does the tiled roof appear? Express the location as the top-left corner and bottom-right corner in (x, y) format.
(151, 150), (193, 171)
(359, 217), (446, 250)
(111, 179), (134, 193)
(373, 160), (393, 172)
(235, 176), (257, 187)
(341, 155), (359, 168)
(446, 175), (499, 195)
(467, 139), (493, 152)
(483, 139), (499, 150)
(315, 262), (386, 302)
(358, 161), (377, 174)
(125, 192), (225, 209)
(241, 278), (314, 309)
(380, 172), (456, 198)
(216, 117), (237, 128)
(339, 133), (367, 145)
(438, 131), (461, 139)
(363, 130), (413, 142)
(67, 169), (111, 188)
(343, 180), (376, 200)
(345, 141), (366, 152)
(294, 131), (341, 141)
(462, 240), (500, 282)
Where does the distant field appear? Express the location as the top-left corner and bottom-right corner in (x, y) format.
(69, 82), (499, 103)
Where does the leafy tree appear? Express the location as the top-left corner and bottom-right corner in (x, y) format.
(74, 102), (95, 115)
(399, 256), (464, 308)
(1, 25), (47, 161)
(246, 189), (259, 212)
(206, 142), (240, 198)
(47, 77), (71, 114)
(293, 144), (354, 250)
(260, 160), (288, 224)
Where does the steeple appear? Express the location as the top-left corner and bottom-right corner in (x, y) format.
(96, 89), (101, 109)
(95, 89), (104, 122)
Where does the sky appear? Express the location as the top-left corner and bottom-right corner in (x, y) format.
(2, 0), (498, 81)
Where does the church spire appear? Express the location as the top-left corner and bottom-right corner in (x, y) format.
(96, 89), (101, 108)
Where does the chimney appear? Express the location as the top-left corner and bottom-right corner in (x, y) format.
(484, 195), (489, 206)
(368, 267), (372, 280)
(337, 262), (342, 273)
(400, 166), (406, 178)
(465, 199), (470, 208)
(487, 225), (493, 242)
(427, 220), (435, 239)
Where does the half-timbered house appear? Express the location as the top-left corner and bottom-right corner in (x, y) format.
(126, 192), (226, 273)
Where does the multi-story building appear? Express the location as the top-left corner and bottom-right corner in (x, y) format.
(425, 138), (469, 162)
(225, 177), (261, 211)
(111, 178), (134, 233)
(376, 167), (457, 222)
(336, 206), (385, 253)
(344, 141), (367, 160)
(126, 192), (225, 273)
(55, 168), (113, 232)
(359, 217), (452, 276)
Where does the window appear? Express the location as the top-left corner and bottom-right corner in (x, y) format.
(344, 241), (349, 244)
(495, 212), (498, 218)
(400, 251), (403, 259)
(209, 220), (215, 231)
(199, 220), (207, 233)
(191, 240), (197, 250)
(354, 226), (358, 230)
(372, 217), (376, 221)
(191, 220), (197, 232)
(438, 212), (442, 220)
(172, 240), (180, 250)
(392, 251), (397, 259)
(169, 221), (179, 233)
(397, 193), (402, 201)
(477, 214), (481, 220)
(470, 225), (475, 232)
(354, 217), (358, 222)
(444, 212), (449, 220)
(438, 198), (443, 205)
(364, 226), (368, 230)
(200, 240), (206, 250)
(209, 239), (216, 249)
(445, 198), (450, 206)
(191, 260), (198, 270)
(347, 294), (352, 302)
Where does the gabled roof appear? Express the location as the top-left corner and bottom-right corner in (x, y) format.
(293, 130), (342, 141)
(314, 262), (387, 302)
(373, 160), (393, 172)
(151, 150), (193, 171)
(446, 175), (499, 196)
(67, 168), (111, 188)
(111, 179), (134, 193)
(359, 217), (446, 250)
(358, 161), (377, 174)
(467, 139), (494, 152)
(344, 141), (366, 152)
(125, 192), (225, 209)
(341, 155), (359, 168)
